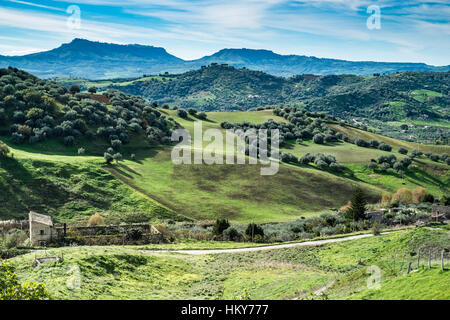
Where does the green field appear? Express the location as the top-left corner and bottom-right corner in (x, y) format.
(1, 110), (448, 224)
(11, 227), (449, 300)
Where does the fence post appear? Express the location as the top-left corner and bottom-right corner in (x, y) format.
(441, 250), (445, 271)
(407, 262), (411, 274)
(417, 249), (420, 269)
(428, 250), (431, 269)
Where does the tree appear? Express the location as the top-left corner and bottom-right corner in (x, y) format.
(69, 85), (80, 94)
(368, 161), (378, 171)
(245, 223), (264, 241)
(398, 147), (408, 155)
(111, 139), (122, 150)
(223, 227), (241, 241)
(88, 87), (97, 94)
(63, 136), (75, 146)
(177, 109), (188, 119)
(0, 140), (10, 158)
(197, 112), (207, 120)
(345, 188), (367, 221)
(113, 152), (122, 164)
(0, 259), (49, 300)
(212, 219), (230, 235)
(313, 133), (324, 144)
(378, 143), (392, 152)
(104, 152), (113, 164)
(410, 149), (422, 158)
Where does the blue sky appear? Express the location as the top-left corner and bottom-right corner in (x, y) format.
(0, 0), (449, 65)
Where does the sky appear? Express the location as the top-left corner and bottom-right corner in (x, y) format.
(0, 0), (449, 65)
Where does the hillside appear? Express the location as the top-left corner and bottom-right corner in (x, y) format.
(1, 39), (449, 79)
(94, 65), (449, 144)
(0, 68), (448, 224)
(10, 227), (450, 300)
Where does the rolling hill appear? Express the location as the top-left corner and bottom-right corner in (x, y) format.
(1, 39), (449, 79)
(0, 68), (448, 224)
(83, 64), (449, 143)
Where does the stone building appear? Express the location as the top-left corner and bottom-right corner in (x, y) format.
(29, 211), (56, 246)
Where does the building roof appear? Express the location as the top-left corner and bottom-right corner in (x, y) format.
(29, 211), (53, 226)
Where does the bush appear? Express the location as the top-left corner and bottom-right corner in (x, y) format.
(441, 196), (450, 206)
(63, 136), (75, 146)
(126, 228), (143, 241)
(113, 153), (123, 164)
(391, 188), (413, 205)
(0, 140), (10, 158)
(378, 143), (392, 152)
(87, 213), (105, 226)
(410, 149), (422, 158)
(313, 133), (324, 144)
(423, 193), (435, 203)
(245, 223), (264, 240)
(398, 147), (408, 155)
(69, 85), (80, 94)
(223, 227), (241, 241)
(197, 112), (207, 120)
(104, 152), (113, 164)
(0, 259), (50, 300)
(412, 187), (426, 203)
(368, 161), (378, 171)
(212, 219), (230, 235)
(177, 109), (188, 119)
(372, 221), (382, 236)
(77, 147), (85, 155)
(4, 229), (28, 249)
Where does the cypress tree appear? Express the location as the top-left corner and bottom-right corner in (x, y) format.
(346, 188), (367, 221)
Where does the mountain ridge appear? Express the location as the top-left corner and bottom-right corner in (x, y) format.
(0, 38), (449, 79)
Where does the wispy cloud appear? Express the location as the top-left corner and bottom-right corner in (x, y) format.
(0, 0), (448, 65)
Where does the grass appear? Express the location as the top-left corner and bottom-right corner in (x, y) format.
(11, 227), (449, 300)
(345, 268), (450, 300)
(1, 110), (448, 223)
(329, 124), (450, 154)
(0, 157), (183, 223)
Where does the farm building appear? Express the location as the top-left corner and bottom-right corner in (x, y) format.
(29, 211), (57, 246)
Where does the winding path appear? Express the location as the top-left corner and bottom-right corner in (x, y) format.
(142, 232), (395, 255)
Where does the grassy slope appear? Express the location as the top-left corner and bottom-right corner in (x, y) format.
(0, 157), (183, 223)
(1, 110), (448, 223)
(12, 228), (449, 300)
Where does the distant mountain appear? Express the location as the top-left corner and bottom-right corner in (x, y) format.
(190, 48), (450, 77)
(0, 38), (186, 79)
(0, 39), (449, 79)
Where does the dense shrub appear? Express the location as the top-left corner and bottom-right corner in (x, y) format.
(313, 133), (324, 144)
(212, 219), (230, 235)
(177, 109), (188, 119)
(87, 213), (105, 226)
(245, 223), (264, 239)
